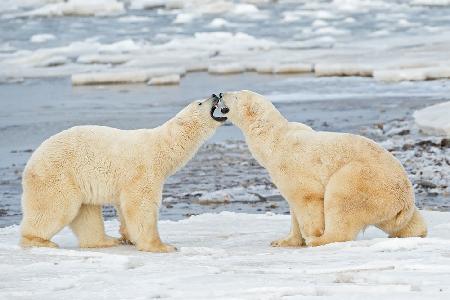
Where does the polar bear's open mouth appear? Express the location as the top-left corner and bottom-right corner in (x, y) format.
(210, 93), (229, 122)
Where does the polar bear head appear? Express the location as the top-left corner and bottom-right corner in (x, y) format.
(174, 95), (230, 133)
(219, 90), (278, 128)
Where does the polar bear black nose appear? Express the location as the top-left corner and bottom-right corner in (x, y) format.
(221, 107), (229, 114)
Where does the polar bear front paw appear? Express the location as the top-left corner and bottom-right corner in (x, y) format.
(304, 235), (327, 247)
(119, 236), (134, 245)
(137, 241), (177, 253)
(270, 236), (305, 248)
(80, 235), (121, 248)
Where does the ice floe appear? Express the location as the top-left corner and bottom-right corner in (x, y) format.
(129, 0), (168, 10)
(30, 33), (56, 43)
(1, 211), (450, 299)
(1, 0), (450, 84)
(273, 63), (313, 74)
(207, 18), (233, 28)
(173, 13), (196, 24)
(71, 67), (185, 85)
(315, 63), (373, 77)
(18, 0), (125, 17)
(148, 74), (181, 85)
(413, 102), (450, 137)
(117, 15), (152, 23)
(71, 70), (150, 85)
(412, 0), (450, 5)
(374, 67), (450, 82)
(208, 63), (246, 75)
(76, 54), (131, 65)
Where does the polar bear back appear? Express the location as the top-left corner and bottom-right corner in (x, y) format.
(23, 125), (156, 205)
(264, 127), (408, 189)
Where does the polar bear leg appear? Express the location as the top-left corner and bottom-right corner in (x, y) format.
(271, 207), (305, 247)
(305, 163), (373, 247)
(115, 205), (133, 245)
(20, 184), (82, 248)
(121, 182), (176, 253)
(70, 204), (120, 248)
(292, 193), (325, 239)
(377, 208), (427, 238)
(305, 209), (362, 247)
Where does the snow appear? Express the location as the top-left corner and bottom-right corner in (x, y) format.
(255, 64), (274, 74)
(232, 3), (259, 15)
(19, 0), (125, 17)
(76, 54), (131, 65)
(314, 26), (349, 36)
(71, 67), (185, 85)
(412, 0), (450, 5)
(30, 33), (56, 43)
(374, 68), (428, 82)
(208, 18), (232, 28)
(173, 13), (195, 24)
(208, 63), (246, 74)
(312, 19), (328, 27)
(373, 66), (450, 82)
(1, 210), (450, 299)
(148, 74), (181, 85)
(2, 1), (450, 85)
(71, 71), (149, 85)
(413, 102), (450, 137)
(117, 15), (152, 23)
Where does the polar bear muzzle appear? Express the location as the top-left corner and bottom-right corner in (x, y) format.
(210, 93), (229, 122)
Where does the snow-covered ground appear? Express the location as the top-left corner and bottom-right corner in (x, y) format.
(1, 0), (450, 84)
(1, 211), (450, 299)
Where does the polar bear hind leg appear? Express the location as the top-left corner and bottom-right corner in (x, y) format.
(70, 204), (120, 248)
(20, 181), (82, 248)
(377, 208), (427, 238)
(305, 162), (379, 247)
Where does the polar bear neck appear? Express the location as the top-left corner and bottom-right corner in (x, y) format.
(240, 107), (289, 168)
(154, 115), (215, 177)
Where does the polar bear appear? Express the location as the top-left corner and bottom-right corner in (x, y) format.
(20, 95), (229, 252)
(219, 90), (427, 247)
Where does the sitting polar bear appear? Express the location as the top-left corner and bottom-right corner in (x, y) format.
(219, 90), (427, 247)
(20, 96), (228, 252)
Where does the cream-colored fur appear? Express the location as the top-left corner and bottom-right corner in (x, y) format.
(20, 98), (222, 252)
(221, 90), (427, 247)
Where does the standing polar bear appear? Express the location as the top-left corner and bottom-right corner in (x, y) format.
(20, 96), (228, 252)
(219, 90), (427, 247)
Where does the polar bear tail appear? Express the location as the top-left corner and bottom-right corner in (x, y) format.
(389, 207), (428, 238)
